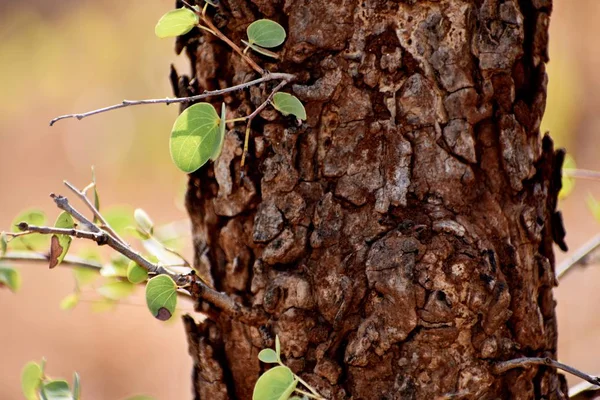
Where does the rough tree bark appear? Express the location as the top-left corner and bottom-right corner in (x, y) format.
(172, 0), (567, 398)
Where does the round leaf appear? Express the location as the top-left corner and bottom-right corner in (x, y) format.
(247, 19), (286, 48)
(170, 103), (221, 173)
(21, 361), (42, 400)
(42, 379), (73, 400)
(211, 103), (227, 162)
(60, 293), (80, 311)
(272, 93), (306, 120)
(127, 261), (149, 284)
(0, 267), (21, 292)
(155, 8), (199, 39)
(50, 212), (75, 269)
(11, 209), (48, 250)
(252, 366), (297, 400)
(145, 275), (178, 321)
(258, 348), (278, 364)
(97, 280), (136, 300)
(134, 208), (154, 235)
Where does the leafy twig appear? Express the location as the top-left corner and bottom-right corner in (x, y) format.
(49, 73), (295, 125)
(556, 233), (600, 279)
(493, 357), (600, 387)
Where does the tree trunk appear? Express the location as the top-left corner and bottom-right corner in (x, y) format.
(174, 0), (567, 398)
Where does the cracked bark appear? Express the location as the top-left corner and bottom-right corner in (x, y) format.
(174, 0), (567, 398)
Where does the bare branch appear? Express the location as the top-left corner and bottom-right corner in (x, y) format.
(2, 251), (102, 270)
(16, 223), (105, 242)
(556, 233), (600, 279)
(493, 357), (600, 387)
(49, 73), (295, 126)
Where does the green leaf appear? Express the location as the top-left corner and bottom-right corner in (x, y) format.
(145, 275), (178, 321)
(127, 261), (149, 284)
(134, 209), (154, 235)
(60, 293), (80, 311)
(275, 335), (281, 358)
(41, 380), (73, 400)
(245, 42), (280, 59)
(272, 93), (306, 120)
(1, 231), (7, 257)
(74, 267), (99, 287)
(252, 366), (297, 400)
(559, 154), (576, 200)
(170, 103), (222, 173)
(247, 19), (286, 48)
(72, 373), (81, 400)
(258, 349), (279, 364)
(125, 226), (151, 240)
(0, 267), (21, 292)
(100, 256), (129, 278)
(22, 361), (43, 400)
(97, 280), (136, 300)
(211, 103), (227, 162)
(49, 212), (75, 269)
(11, 209), (48, 250)
(155, 8), (199, 39)
(103, 206), (135, 235)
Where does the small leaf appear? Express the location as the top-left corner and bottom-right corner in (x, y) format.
(49, 212), (74, 269)
(145, 275), (178, 321)
(60, 293), (80, 311)
(170, 103), (221, 173)
(252, 366), (297, 400)
(272, 93), (306, 120)
(242, 40), (280, 59)
(22, 361), (43, 400)
(247, 19), (286, 48)
(275, 335), (281, 358)
(1, 231), (7, 257)
(74, 267), (99, 287)
(41, 380), (73, 400)
(134, 209), (154, 235)
(73, 373), (81, 400)
(155, 8), (199, 39)
(258, 349), (279, 364)
(97, 280), (136, 300)
(0, 267), (21, 292)
(103, 206), (135, 235)
(127, 261), (149, 284)
(211, 103), (227, 161)
(11, 209), (48, 250)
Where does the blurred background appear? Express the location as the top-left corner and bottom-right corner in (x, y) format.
(0, 0), (599, 398)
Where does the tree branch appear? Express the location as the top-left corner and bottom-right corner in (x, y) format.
(2, 251), (102, 270)
(16, 223), (106, 241)
(556, 233), (600, 279)
(493, 357), (600, 387)
(49, 73), (294, 126)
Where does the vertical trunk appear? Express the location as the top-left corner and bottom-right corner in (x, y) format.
(175, 0), (567, 398)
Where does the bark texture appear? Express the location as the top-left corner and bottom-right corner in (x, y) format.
(173, 0), (568, 398)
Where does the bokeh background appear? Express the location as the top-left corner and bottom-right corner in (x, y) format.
(0, 1), (599, 398)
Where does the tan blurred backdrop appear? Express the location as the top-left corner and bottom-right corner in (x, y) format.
(0, 1), (599, 399)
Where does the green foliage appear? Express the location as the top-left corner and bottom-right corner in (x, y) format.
(145, 275), (178, 321)
(41, 380), (73, 400)
(49, 212), (75, 269)
(258, 349), (279, 364)
(170, 103), (222, 173)
(247, 19), (286, 48)
(253, 366), (297, 400)
(60, 293), (80, 311)
(155, 8), (199, 39)
(272, 93), (306, 120)
(21, 361), (43, 400)
(134, 208), (154, 236)
(100, 256), (129, 277)
(127, 261), (149, 284)
(0, 266), (21, 292)
(74, 267), (99, 287)
(97, 280), (136, 300)
(11, 209), (48, 250)
(103, 205), (135, 236)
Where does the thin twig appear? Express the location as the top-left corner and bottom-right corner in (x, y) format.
(241, 79), (289, 167)
(2, 251), (102, 270)
(63, 180), (124, 243)
(493, 357), (600, 387)
(556, 233), (600, 279)
(16, 223), (105, 241)
(564, 168), (600, 181)
(49, 73), (295, 125)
